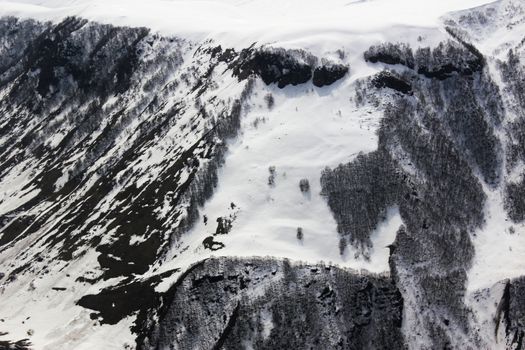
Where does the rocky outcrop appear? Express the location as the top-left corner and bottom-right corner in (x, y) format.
(138, 257), (405, 350)
(232, 48), (314, 88)
(232, 48), (348, 88)
(371, 71), (412, 95)
(365, 40), (484, 80)
(364, 42), (415, 69)
(495, 277), (525, 349)
(312, 63), (349, 87)
(0, 336), (31, 350)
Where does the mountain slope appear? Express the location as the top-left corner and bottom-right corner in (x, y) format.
(0, 0), (525, 349)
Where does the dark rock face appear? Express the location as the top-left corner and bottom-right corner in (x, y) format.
(77, 269), (179, 325)
(496, 277), (525, 350)
(232, 48), (314, 88)
(0, 337), (31, 350)
(365, 40), (484, 80)
(416, 59), (481, 80)
(364, 42), (415, 69)
(414, 39), (484, 80)
(312, 63), (348, 87)
(139, 257), (405, 350)
(232, 48), (348, 88)
(371, 71), (412, 95)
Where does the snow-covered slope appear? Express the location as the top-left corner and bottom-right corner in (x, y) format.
(0, 0), (497, 51)
(1, 0), (525, 349)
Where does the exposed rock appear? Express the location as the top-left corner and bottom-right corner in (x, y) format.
(371, 71), (412, 95)
(299, 178), (310, 193)
(364, 42), (415, 68)
(77, 269), (179, 325)
(202, 236), (225, 250)
(495, 277), (525, 349)
(415, 41), (484, 80)
(138, 257), (405, 350)
(232, 48), (313, 88)
(365, 41), (484, 80)
(312, 63), (348, 87)
(0, 337), (32, 350)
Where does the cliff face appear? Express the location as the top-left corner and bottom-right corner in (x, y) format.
(0, 1), (525, 348)
(137, 258), (403, 350)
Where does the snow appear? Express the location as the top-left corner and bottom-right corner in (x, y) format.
(1, 0), (523, 349)
(260, 308), (273, 340)
(172, 79), (398, 273)
(467, 186), (525, 291)
(464, 280), (508, 349)
(0, 0), (497, 52)
(443, 0), (525, 293)
(444, 0), (525, 59)
(0, 159), (40, 216)
(0, 249), (135, 350)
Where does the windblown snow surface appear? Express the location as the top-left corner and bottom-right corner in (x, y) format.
(1, 0), (525, 349)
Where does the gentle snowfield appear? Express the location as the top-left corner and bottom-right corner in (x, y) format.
(160, 79), (402, 276)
